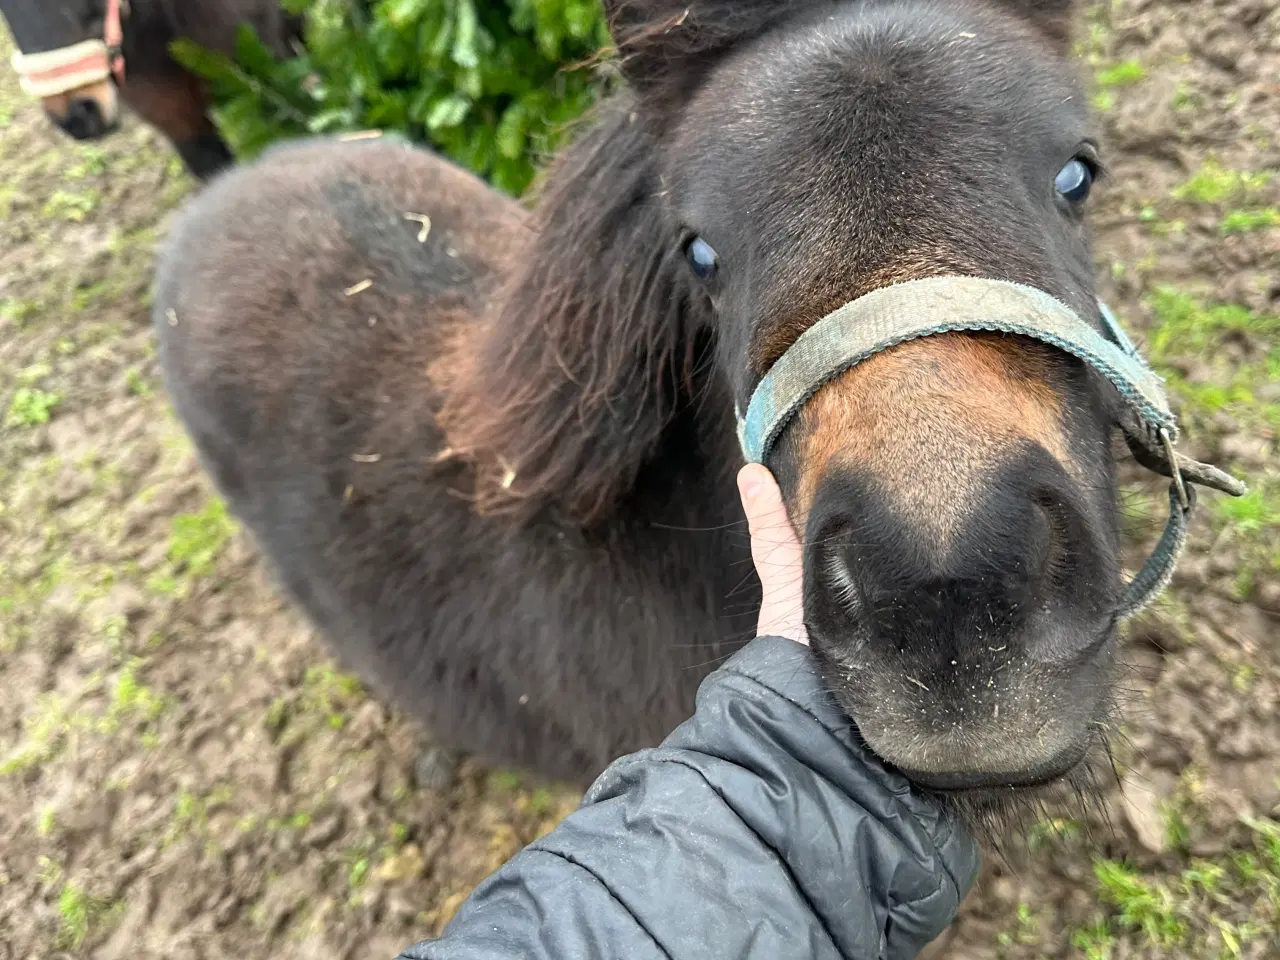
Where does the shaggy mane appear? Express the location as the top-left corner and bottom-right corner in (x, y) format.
(437, 95), (710, 527)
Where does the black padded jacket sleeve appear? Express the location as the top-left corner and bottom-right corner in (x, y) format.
(396, 636), (980, 960)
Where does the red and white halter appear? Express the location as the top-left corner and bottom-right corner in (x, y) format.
(8, 0), (126, 98)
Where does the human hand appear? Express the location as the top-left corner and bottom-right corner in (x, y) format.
(736, 463), (808, 646)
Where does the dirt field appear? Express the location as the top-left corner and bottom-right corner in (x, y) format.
(1, 2), (1277, 957)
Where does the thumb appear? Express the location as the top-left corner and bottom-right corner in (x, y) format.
(737, 463), (809, 646)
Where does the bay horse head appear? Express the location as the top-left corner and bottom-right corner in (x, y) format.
(3, 0), (124, 140)
(3, 0), (304, 180)
(447, 0), (1244, 810)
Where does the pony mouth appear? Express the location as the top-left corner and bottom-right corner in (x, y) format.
(815, 645), (1110, 797)
(893, 737), (1093, 794)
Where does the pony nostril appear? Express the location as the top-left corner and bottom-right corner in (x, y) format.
(1033, 492), (1077, 588)
(819, 532), (864, 616)
(64, 99), (104, 139)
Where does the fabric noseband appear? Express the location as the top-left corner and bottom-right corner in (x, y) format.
(8, 0), (127, 98)
(735, 275), (1248, 620)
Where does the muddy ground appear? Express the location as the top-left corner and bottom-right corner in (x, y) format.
(1, 1), (1277, 957)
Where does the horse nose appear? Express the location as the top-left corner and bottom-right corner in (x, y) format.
(804, 452), (1116, 788)
(60, 98), (107, 139)
(808, 446), (1111, 667)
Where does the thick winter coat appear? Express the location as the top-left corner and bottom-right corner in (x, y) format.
(398, 636), (980, 960)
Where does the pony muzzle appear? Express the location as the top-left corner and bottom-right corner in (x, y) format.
(11, 42), (121, 138)
(737, 275), (1246, 620)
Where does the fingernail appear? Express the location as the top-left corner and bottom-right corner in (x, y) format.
(738, 472), (763, 505)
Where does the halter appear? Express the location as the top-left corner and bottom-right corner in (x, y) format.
(735, 275), (1247, 620)
(8, 0), (127, 98)
(106, 0), (127, 85)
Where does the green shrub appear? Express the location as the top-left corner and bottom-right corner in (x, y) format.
(172, 0), (614, 195)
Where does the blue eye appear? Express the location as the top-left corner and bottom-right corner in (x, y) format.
(1055, 158), (1094, 204)
(686, 237), (719, 280)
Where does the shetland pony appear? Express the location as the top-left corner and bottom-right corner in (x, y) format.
(155, 0), (1151, 824)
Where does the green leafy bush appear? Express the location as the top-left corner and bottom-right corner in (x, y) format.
(172, 0), (614, 195)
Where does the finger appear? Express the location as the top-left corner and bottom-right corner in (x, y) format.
(737, 463), (809, 645)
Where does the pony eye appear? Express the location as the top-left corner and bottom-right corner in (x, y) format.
(685, 237), (719, 280)
(1054, 158), (1094, 204)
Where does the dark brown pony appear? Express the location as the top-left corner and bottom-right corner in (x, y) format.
(1, 0), (299, 179)
(154, 0), (1137, 824)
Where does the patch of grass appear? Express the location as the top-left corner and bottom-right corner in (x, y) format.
(1096, 58), (1146, 87)
(165, 497), (234, 581)
(36, 806), (56, 836)
(0, 296), (41, 326)
(347, 856), (370, 890)
(66, 146), (109, 179)
(527, 788), (555, 817)
(5, 387), (61, 428)
(1221, 207), (1280, 234)
(1071, 921), (1114, 960)
(1027, 816), (1083, 853)
(1078, 818), (1280, 955)
(55, 881), (122, 949)
(1091, 57), (1145, 112)
(40, 187), (100, 222)
(1229, 662), (1259, 692)
(168, 786), (234, 845)
(37, 855), (63, 888)
(124, 369), (153, 397)
(96, 659), (169, 737)
(996, 902), (1043, 948)
(1172, 159), (1271, 205)
(169, 498), (233, 575)
(1171, 82), (1201, 113)
(145, 573), (182, 596)
(1145, 287), (1280, 362)
(265, 696), (290, 735)
(70, 281), (109, 312)
(1169, 378), (1263, 419)
(263, 811), (312, 833)
(1095, 860), (1186, 945)
(1075, 11), (1109, 65)
(487, 769), (525, 792)
(1164, 797), (1193, 853)
(17, 362), (53, 385)
(1214, 489), (1280, 537)
(1180, 860), (1227, 899)
(1135, 204), (1189, 236)
(1243, 817), (1280, 875)
(0, 693), (70, 775)
(301, 665), (364, 730)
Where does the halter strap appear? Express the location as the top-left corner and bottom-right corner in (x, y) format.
(105, 0), (127, 86)
(10, 40), (112, 98)
(7, 0), (126, 98)
(735, 275), (1247, 620)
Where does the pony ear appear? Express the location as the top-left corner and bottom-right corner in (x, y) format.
(992, 0), (1079, 52)
(601, 1), (806, 105)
